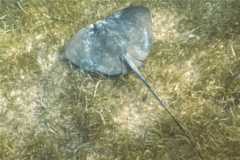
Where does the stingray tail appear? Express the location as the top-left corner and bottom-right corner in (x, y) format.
(123, 53), (204, 159)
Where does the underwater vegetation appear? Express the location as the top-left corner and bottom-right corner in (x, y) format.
(0, 0), (240, 159)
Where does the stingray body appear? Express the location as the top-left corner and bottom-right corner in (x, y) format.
(65, 6), (203, 159)
(65, 6), (152, 75)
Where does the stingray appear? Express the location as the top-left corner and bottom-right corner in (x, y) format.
(64, 6), (203, 159)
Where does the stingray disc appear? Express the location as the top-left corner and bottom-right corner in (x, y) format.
(65, 6), (152, 75)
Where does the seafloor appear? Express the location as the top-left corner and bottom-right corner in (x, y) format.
(0, 0), (239, 159)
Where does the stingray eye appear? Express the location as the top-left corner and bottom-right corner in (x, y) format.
(93, 23), (97, 32)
